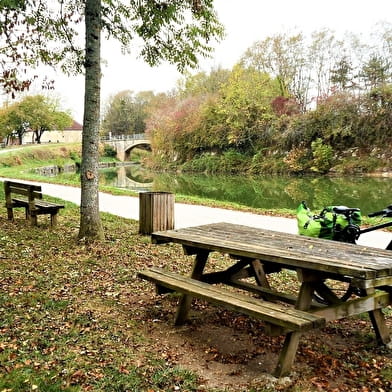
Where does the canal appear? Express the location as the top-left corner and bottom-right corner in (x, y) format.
(97, 165), (392, 215)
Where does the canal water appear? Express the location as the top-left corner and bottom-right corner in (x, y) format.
(95, 165), (392, 215)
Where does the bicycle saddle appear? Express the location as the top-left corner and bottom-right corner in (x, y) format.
(332, 206), (360, 215)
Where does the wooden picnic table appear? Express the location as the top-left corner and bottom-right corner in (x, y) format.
(139, 222), (392, 377)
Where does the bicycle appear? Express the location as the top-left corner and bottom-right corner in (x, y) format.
(328, 204), (392, 249)
(298, 202), (392, 303)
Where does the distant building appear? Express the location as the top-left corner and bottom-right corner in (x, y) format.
(22, 120), (83, 144)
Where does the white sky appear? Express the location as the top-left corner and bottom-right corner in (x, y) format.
(30, 0), (392, 122)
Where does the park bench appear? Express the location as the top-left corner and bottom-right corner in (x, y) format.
(4, 180), (64, 227)
(138, 267), (326, 332)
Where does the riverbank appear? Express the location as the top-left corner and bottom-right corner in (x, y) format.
(1, 177), (391, 249)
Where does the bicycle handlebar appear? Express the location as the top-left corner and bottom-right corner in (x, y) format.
(368, 204), (392, 218)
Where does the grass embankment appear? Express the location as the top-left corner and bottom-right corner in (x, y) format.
(0, 183), (391, 390)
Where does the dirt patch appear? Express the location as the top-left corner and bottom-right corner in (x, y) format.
(139, 296), (392, 391)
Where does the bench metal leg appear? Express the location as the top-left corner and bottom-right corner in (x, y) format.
(175, 250), (210, 325)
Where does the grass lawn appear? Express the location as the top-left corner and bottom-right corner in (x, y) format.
(0, 186), (391, 391)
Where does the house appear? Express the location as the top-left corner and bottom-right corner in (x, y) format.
(22, 120), (83, 144)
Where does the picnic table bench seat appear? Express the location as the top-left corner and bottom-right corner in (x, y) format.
(4, 180), (64, 227)
(138, 267), (326, 332)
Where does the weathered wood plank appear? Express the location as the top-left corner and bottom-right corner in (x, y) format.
(139, 192), (174, 235)
(311, 291), (391, 321)
(351, 276), (392, 289)
(151, 223), (392, 281)
(138, 268), (326, 332)
(228, 279), (300, 306)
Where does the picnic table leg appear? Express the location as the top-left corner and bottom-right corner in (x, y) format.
(366, 287), (392, 347)
(274, 274), (315, 377)
(174, 249), (210, 326)
(251, 259), (271, 289)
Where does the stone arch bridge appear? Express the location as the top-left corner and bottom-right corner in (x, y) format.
(101, 133), (151, 161)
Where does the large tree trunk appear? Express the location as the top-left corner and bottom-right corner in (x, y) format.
(78, 0), (104, 240)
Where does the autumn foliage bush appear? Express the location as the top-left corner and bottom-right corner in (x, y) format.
(146, 66), (392, 174)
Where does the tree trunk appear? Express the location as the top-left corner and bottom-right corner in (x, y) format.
(34, 129), (42, 144)
(78, 0), (104, 240)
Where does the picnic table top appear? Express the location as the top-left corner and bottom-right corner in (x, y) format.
(151, 222), (392, 283)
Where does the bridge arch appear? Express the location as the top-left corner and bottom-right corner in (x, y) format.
(101, 134), (151, 161)
(123, 141), (151, 161)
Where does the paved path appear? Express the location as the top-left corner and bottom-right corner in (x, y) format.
(1, 177), (391, 249)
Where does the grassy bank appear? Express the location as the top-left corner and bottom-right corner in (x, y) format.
(0, 183), (391, 391)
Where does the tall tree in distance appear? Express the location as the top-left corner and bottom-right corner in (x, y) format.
(1, 0), (224, 240)
(102, 90), (150, 137)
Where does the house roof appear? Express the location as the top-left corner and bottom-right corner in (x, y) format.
(65, 120), (83, 131)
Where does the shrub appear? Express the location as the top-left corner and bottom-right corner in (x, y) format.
(283, 146), (311, 174)
(103, 144), (117, 158)
(310, 138), (334, 173)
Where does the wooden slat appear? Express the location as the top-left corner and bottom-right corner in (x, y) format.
(35, 200), (64, 209)
(228, 279), (300, 306)
(139, 192), (174, 235)
(312, 291), (391, 321)
(6, 181), (41, 191)
(10, 189), (42, 199)
(151, 223), (392, 281)
(138, 268), (326, 332)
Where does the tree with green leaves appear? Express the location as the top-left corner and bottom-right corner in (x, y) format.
(18, 95), (73, 143)
(0, 95), (72, 144)
(102, 90), (151, 136)
(1, 0), (223, 240)
(240, 32), (310, 111)
(359, 54), (391, 90)
(0, 102), (27, 145)
(329, 56), (356, 91)
(178, 66), (230, 97)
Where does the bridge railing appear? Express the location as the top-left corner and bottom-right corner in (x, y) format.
(100, 133), (147, 141)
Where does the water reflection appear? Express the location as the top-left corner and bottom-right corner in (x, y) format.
(152, 172), (392, 215)
(64, 164), (392, 214)
(100, 165), (153, 192)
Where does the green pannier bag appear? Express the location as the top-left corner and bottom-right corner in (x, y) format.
(296, 201), (361, 240)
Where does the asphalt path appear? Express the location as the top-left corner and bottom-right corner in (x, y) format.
(1, 177), (392, 249)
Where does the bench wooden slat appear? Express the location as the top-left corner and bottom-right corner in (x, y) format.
(35, 200), (65, 209)
(11, 198), (64, 211)
(9, 188), (43, 199)
(138, 268), (326, 332)
(7, 182), (41, 191)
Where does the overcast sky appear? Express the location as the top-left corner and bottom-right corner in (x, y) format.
(30, 0), (392, 122)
